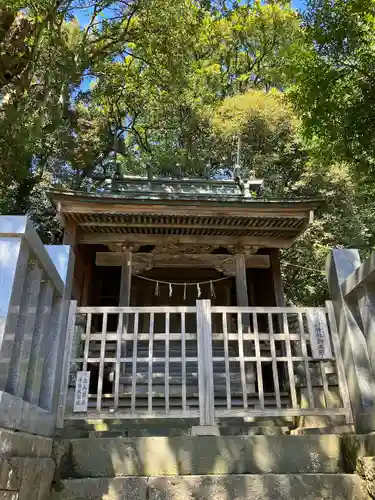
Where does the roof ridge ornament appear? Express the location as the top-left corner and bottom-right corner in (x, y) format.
(233, 136), (260, 198)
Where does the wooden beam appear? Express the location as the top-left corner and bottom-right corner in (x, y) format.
(78, 221), (301, 232)
(289, 209), (315, 245)
(58, 199), (313, 218)
(78, 232), (292, 248)
(63, 219), (77, 245)
(95, 252), (271, 269)
(119, 252), (132, 307)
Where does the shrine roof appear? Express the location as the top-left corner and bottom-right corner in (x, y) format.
(49, 176), (323, 249)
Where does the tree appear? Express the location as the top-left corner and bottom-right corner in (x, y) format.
(83, 1), (303, 177)
(0, 0), (204, 214)
(281, 157), (375, 305)
(209, 89), (307, 194)
(3, 0), (375, 312)
(288, 0), (375, 171)
(208, 89), (375, 305)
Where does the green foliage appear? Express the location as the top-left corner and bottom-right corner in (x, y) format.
(208, 89), (375, 305)
(209, 90), (307, 196)
(289, 0), (375, 170)
(282, 161), (375, 305)
(1, 0), (375, 309)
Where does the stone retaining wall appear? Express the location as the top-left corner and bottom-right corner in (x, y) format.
(0, 428), (54, 500)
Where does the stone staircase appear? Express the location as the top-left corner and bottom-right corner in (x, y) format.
(51, 431), (372, 499)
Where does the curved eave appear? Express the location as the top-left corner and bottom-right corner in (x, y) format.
(49, 188), (322, 210)
(49, 189), (322, 249)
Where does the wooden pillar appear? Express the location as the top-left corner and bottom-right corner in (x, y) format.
(234, 254), (255, 393)
(119, 252), (132, 384)
(270, 249), (285, 306)
(235, 254), (249, 307)
(119, 252), (132, 307)
(62, 219), (77, 245)
(196, 299), (216, 430)
(62, 220), (81, 301)
(81, 247), (92, 307)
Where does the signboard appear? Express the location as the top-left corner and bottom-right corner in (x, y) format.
(73, 371), (90, 412)
(306, 310), (333, 360)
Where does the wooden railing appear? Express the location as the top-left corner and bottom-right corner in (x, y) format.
(61, 301), (353, 425)
(64, 306), (200, 420)
(210, 304), (352, 422)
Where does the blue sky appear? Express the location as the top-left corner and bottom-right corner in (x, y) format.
(293, 0), (306, 10)
(75, 0), (305, 91)
(74, 1), (306, 27)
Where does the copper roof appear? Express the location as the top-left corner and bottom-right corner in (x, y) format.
(49, 179), (322, 248)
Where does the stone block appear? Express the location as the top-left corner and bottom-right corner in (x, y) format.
(150, 475), (368, 500)
(0, 458), (23, 491)
(52, 439), (72, 484)
(0, 428), (52, 458)
(357, 456), (375, 481)
(51, 477), (148, 500)
(0, 456), (54, 500)
(357, 457), (375, 498)
(148, 474), (369, 500)
(290, 425), (354, 436)
(0, 492), (18, 500)
(37, 459), (55, 500)
(340, 434), (375, 472)
(18, 458), (54, 500)
(0, 393), (55, 437)
(191, 426), (220, 436)
(65, 435), (343, 478)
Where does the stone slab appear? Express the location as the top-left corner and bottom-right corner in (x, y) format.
(52, 475), (369, 500)
(191, 426), (220, 436)
(0, 456), (54, 500)
(291, 425), (355, 436)
(357, 456), (375, 499)
(340, 434), (375, 472)
(62, 435), (343, 478)
(0, 428), (52, 458)
(15, 458), (54, 500)
(51, 477), (148, 500)
(148, 475), (370, 500)
(18, 458), (45, 500)
(0, 492), (18, 500)
(38, 465), (55, 500)
(0, 458), (24, 490)
(357, 456), (375, 481)
(0, 393), (55, 437)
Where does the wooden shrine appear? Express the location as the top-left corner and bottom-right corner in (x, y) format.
(49, 175), (320, 311)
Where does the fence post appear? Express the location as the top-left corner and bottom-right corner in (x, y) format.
(193, 299), (219, 435)
(57, 300), (77, 428)
(38, 246), (74, 414)
(327, 249), (375, 432)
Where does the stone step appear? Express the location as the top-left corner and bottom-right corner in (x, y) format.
(53, 435), (346, 478)
(56, 418), (293, 438)
(52, 474), (369, 500)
